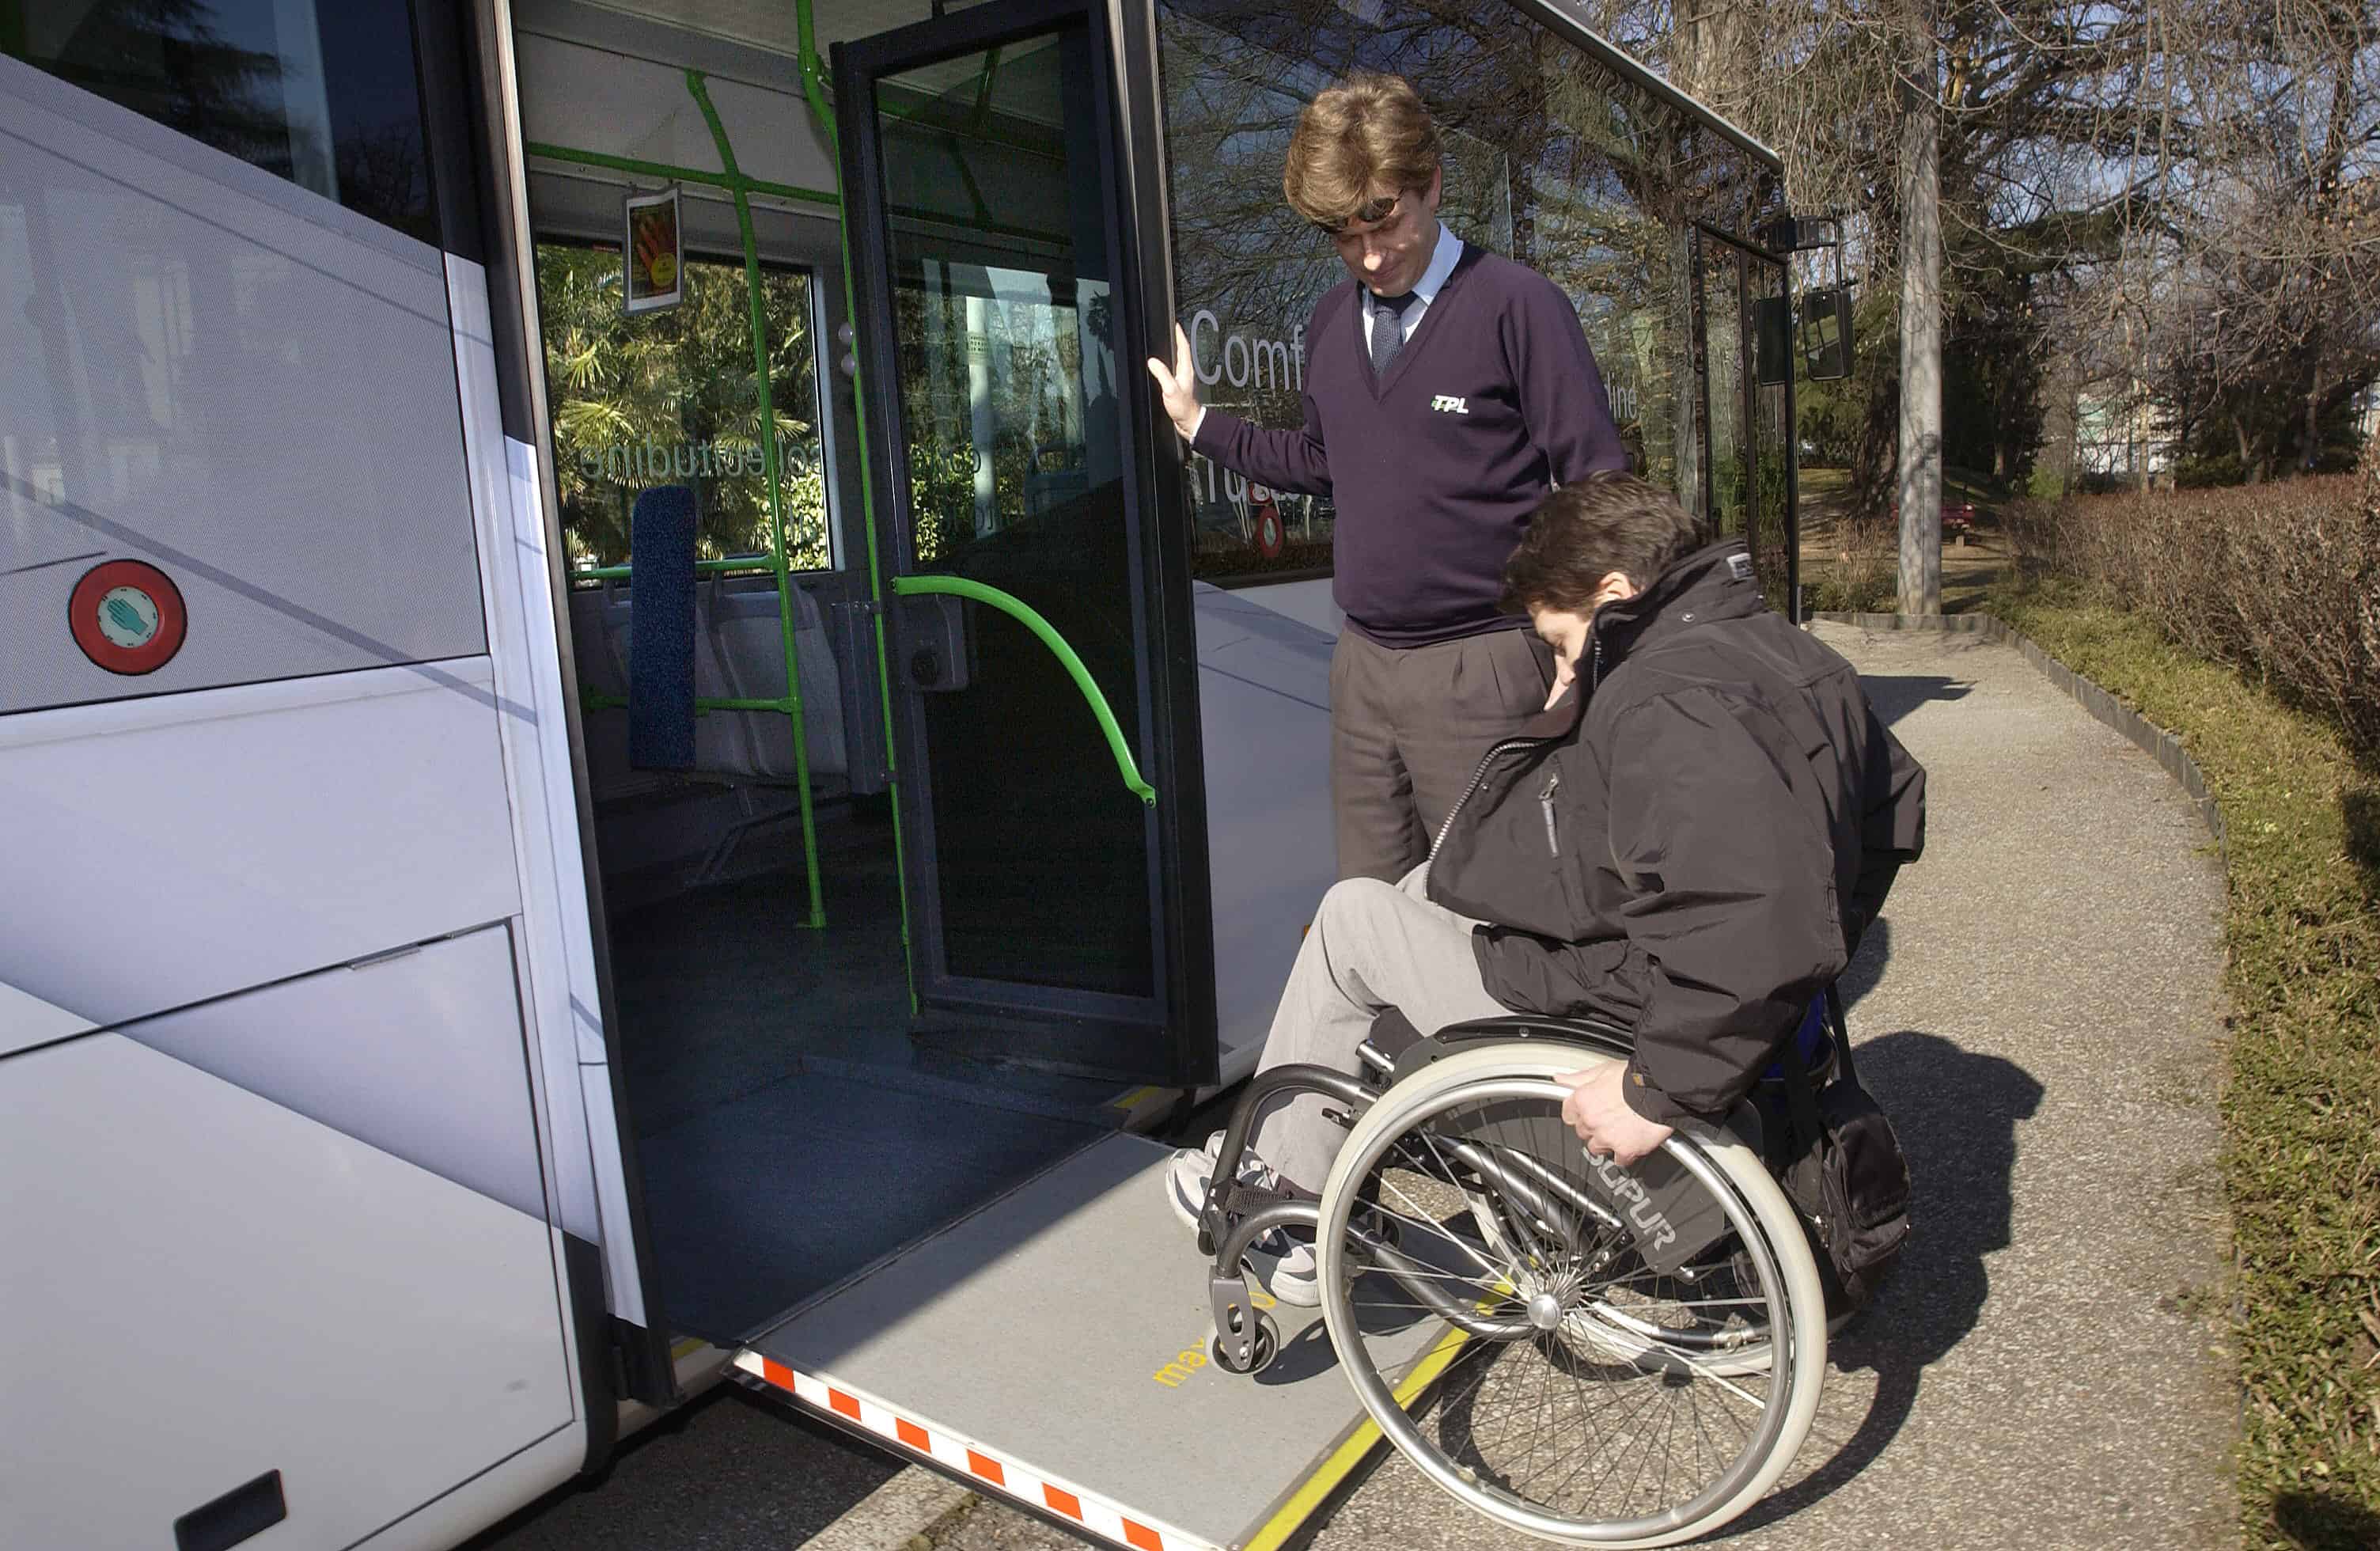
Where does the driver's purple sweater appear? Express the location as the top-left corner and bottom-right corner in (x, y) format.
(1190, 245), (1628, 648)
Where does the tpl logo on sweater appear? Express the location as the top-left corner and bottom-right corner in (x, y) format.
(1429, 395), (1470, 414)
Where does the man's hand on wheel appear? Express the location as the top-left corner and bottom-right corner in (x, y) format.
(1556, 1063), (1673, 1166)
(1145, 322), (1202, 442)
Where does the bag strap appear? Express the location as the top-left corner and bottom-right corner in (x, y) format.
(1779, 1007), (1830, 1161)
(1824, 979), (1859, 1087)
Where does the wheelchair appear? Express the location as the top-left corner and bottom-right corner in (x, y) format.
(1191, 1007), (1837, 1549)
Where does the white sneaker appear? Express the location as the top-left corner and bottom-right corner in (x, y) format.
(1243, 1235), (1320, 1307)
(1164, 1130), (1283, 1234)
(1165, 1132), (1314, 1303)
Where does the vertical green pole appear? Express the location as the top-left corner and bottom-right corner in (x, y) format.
(687, 69), (828, 930)
(798, 0), (917, 1014)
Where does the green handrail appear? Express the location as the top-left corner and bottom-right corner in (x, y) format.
(797, 0), (920, 1012)
(686, 66), (828, 931)
(891, 575), (1157, 808)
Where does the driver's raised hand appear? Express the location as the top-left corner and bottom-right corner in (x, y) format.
(1145, 322), (1203, 442)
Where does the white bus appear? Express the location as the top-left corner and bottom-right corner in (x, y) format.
(2, 4), (1808, 1548)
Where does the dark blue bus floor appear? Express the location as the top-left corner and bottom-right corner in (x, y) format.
(602, 801), (1118, 1341)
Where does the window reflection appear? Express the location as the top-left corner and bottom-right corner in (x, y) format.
(1155, 0), (1788, 584)
(6, 0), (440, 244)
(535, 245), (826, 572)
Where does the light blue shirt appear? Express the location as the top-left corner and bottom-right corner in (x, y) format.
(1360, 222), (1464, 355)
(1184, 222), (1465, 442)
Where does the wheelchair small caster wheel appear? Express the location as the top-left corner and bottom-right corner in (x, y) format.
(1207, 1313), (1279, 1376)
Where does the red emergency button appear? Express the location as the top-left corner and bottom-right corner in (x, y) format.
(69, 559), (188, 675)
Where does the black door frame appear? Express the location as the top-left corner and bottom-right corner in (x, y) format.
(833, 0), (1217, 1085)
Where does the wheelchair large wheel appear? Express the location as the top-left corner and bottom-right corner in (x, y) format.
(1314, 1044), (1826, 1548)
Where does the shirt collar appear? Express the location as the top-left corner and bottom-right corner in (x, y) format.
(1366, 222), (1462, 307)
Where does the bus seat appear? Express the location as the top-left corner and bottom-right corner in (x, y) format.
(567, 582), (668, 806)
(627, 486), (698, 770)
(706, 579), (848, 780)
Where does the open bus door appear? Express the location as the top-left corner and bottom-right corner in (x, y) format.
(840, 0), (1217, 1090)
(714, 6), (1445, 1547)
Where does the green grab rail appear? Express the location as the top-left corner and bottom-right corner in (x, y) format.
(891, 575), (1157, 809)
(574, 556), (781, 581)
(521, 142), (838, 209)
(687, 66), (828, 931)
(795, 0), (920, 1014)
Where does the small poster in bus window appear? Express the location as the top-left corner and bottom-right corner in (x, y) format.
(623, 187), (683, 314)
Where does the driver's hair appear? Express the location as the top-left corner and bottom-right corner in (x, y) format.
(1281, 73), (1442, 231)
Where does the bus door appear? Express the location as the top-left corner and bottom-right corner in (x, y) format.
(1695, 227), (1799, 612)
(722, 11), (1439, 1551)
(838, 0), (1217, 1089)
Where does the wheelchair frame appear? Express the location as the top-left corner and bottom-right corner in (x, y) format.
(1190, 1013), (1833, 1548)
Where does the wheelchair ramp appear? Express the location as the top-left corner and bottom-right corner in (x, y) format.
(733, 1133), (1453, 1551)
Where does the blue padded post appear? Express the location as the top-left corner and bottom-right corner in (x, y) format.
(627, 484), (697, 771)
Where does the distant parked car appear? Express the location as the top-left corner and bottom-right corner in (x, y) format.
(1888, 499), (1978, 545)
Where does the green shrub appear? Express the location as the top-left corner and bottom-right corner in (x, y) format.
(2001, 479), (2379, 761)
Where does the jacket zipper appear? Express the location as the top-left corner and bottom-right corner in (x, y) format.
(1431, 628), (1606, 862)
(1431, 734), (1540, 859)
(1539, 768), (1562, 856)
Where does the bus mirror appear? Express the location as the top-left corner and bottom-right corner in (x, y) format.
(1753, 296), (1791, 385)
(1800, 287), (1854, 381)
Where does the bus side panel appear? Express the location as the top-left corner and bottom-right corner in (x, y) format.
(0, 969), (574, 1549)
(0, 662), (521, 1037)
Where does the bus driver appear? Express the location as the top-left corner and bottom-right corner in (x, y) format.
(1146, 71), (1630, 886)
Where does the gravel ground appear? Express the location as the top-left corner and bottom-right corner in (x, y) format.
(931, 623), (2241, 1551)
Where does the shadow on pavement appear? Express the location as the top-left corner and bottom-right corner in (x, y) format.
(2273, 1488), (2380, 1550)
(1723, 1029), (2045, 1537)
(1857, 673), (1974, 731)
(1836, 916), (1893, 1011)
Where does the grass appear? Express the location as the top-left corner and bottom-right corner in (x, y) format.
(1988, 575), (2380, 1549)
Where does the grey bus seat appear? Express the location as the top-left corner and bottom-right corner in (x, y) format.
(703, 578), (847, 780)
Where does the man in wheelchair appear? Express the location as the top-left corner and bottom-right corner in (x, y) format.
(1168, 469), (1927, 1307)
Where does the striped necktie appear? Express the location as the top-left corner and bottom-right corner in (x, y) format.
(1369, 289), (1418, 377)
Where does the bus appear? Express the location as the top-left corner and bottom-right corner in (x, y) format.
(0, 3), (1806, 1547)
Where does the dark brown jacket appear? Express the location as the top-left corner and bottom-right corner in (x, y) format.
(1426, 540), (1927, 1124)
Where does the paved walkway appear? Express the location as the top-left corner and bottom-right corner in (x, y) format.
(468, 624), (2241, 1551)
(933, 623), (2242, 1551)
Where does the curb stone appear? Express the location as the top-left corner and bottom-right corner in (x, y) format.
(797, 1466), (976, 1549)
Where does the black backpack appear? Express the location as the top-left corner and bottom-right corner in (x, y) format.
(1763, 986), (1912, 1316)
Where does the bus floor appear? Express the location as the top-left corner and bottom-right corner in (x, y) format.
(601, 798), (1119, 1343)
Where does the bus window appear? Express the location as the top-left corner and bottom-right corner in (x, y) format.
(534, 242), (828, 575)
(4, 0), (441, 245)
(1153, 0), (1784, 573)
(2, 0), (487, 716)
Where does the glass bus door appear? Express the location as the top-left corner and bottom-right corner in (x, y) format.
(1697, 229), (1798, 610)
(835, 0), (1215, 1085)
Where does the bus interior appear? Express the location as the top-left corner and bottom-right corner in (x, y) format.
(512, 0), (1336, 1346)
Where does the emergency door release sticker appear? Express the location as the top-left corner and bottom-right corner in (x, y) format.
(70, 559), (188, 675)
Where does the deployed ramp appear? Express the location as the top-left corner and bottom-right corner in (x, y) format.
(734, 1133), (1450, 1551)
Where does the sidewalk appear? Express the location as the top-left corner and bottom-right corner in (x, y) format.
(934, 621), (2242, 1551)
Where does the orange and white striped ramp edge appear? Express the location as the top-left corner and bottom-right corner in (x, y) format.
(736, 1352), (1222, 1551)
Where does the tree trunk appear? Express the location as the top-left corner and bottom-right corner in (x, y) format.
(1897, 57), (1943, 614)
